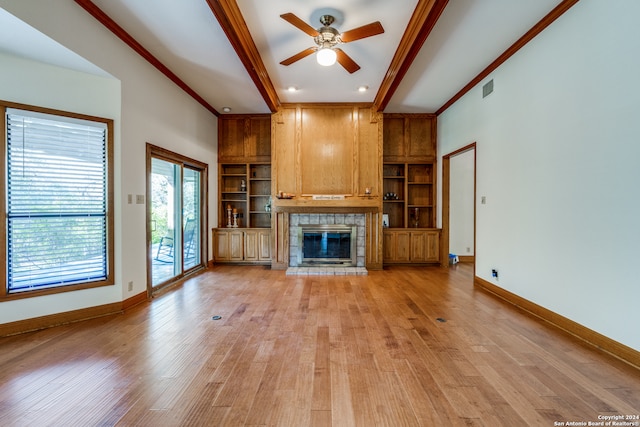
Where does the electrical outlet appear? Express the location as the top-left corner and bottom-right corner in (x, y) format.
(136, 195), (144, 204)
(466, 247), (471, 253)
(127, 281), (133, 292)
(481, 196), (487, 204)
(492, 269), (499, 279)
(127, 194), (132, 204)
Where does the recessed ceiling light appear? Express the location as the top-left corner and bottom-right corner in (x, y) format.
(222, 107), (232, 113)
(287, 86), (298, 92)
(358, 85), (369, 92)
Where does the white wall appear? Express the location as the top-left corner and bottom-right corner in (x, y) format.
(449, 149), (474, 257)
(438, 0), (640, 351)
(0, 0), (218, 324)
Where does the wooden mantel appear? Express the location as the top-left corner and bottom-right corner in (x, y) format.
(273, 197), (380, 213)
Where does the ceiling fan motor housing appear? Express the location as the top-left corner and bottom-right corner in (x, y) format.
(319, 15), (335, 26)
(315, 16), (341, 48)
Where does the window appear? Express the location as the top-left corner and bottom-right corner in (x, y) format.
(2, 103), (114, 298)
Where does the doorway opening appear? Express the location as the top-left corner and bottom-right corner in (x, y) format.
(442, 143), (476, 274)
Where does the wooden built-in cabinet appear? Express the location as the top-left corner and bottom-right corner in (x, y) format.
(213, 229), (271, 264)
(383, 113), (440, 264)
(216, 114), (272, 264)
(216, 111), (440, 266)
(383, 229), (439, 264)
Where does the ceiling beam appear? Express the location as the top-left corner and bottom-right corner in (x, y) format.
(74, 0), (219, 117)
(436, 0), (580, 115)
(373, 0), (449, 113)
(206, 0), (280, 113)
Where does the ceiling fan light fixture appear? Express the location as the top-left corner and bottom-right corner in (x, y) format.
(316, 47), (337, 66)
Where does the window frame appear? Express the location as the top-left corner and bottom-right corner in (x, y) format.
(1, 100), (115, 300)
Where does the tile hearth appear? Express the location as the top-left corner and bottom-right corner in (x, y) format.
(285, 266), (368, 276)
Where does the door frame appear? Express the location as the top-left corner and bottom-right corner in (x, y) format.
(146, 143), (208, 296)
(441, 143), (476, 274)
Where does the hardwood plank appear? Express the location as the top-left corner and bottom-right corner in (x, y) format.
(311, 326), (331, 411)
(0, 264), (639, 426)
(391, 358), (446, 425)
(242, 333), (288, 425)
(328, 341), (356, 426)
(220, 361), (268, 426)
(347, 362), (378, 426)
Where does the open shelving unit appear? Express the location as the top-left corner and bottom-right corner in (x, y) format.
(248, 164), (272, 229)
(383, 163), (435, 229)
(383, 163), (406, 228)
(220, 163), (271, 228)
(407, 163), (434, 228)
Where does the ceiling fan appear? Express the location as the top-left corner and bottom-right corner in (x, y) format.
(279, 13), (384, 74)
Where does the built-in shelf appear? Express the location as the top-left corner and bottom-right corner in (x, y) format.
(383, 163), (435, 228)
(220, 163), (271, 228)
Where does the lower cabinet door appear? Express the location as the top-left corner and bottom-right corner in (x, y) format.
(410, 231), (428, 262)
(213, 228), (271, 263)
(383, 229), (440, 264)
(244, 230), (259, 261)
(229, 231), (244, 261)
(257, 230), (271, 261)
(425, 230), (440, 262)
(383, 230), (410, 262)
(214, 230), (230, 261)
(383, 231), (395, 261)
(395, 231), (411, 262)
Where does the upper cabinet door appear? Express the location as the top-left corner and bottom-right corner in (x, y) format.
(219, 117), (245, 161)
(383, 116), (405, 159)
(383, 114), (436, 162)
(246, 117), (271, 161)
(407, 117), (435, 159)
(219, 115), (271, 163)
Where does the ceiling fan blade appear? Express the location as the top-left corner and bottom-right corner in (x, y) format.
(340, 21), (384, 43)
(335, 48), (360, 74)
(280, 47), (317, 66)
(280, 13), (319, 37)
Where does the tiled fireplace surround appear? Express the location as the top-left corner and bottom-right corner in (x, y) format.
(286, 213), (368, 276)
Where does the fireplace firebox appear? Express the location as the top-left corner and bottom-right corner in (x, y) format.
(297, 224), (356, 266)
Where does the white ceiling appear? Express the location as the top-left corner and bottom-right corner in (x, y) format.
(0, 0), (566, 115)
(0, 7), (111, 78)
(238, 0), (419, 105)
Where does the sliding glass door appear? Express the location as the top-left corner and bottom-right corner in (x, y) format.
(150, 158), (180, 285)
(182, 167), (201, 270)
(148, 145), (206, 292)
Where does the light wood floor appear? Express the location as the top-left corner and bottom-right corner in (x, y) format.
(1, 264), (638, 426)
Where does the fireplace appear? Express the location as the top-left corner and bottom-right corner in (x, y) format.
(297, 224), (356, 266)
(289, 213), (366, 268)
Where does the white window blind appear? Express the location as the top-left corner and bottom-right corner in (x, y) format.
(6, 109), (108, 292)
